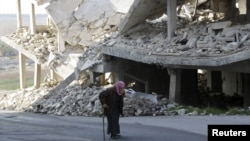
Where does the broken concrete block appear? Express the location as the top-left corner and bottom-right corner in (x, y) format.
(46, 0), (82, 24)
(210, 21), (232, 30)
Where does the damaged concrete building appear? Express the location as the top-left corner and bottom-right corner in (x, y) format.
(1, 0), (250, 113)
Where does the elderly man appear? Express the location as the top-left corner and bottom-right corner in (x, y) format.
(99, 81), (125, 139)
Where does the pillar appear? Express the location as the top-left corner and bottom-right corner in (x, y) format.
(19, 52), (26, 89)
(30, 3), (36, 34)
(168, 68), (181, 103)
(34, 63), (41, 89)
(167, 0), (177, 41)
(57, 31), (65, 52)
(16, 0), (22, 28)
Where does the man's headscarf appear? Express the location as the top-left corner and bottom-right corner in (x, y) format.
(115, 81), (125, 95)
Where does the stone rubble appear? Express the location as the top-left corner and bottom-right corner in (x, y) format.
(103, 20), (250, 58)
(7, 26), (56, 64)
(0, 83), (170, 117)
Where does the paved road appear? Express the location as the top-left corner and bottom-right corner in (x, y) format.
(0, 110), (249, 141)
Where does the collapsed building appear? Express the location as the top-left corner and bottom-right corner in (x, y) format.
(1, 0), (250, 116)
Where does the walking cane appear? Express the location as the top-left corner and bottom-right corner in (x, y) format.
(102, 108), (105, 141)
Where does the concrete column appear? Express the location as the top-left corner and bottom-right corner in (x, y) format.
(168, 68), (181, 103)
(167, 0), (177, 41)
(50, 69), (55, 80)
(19, 52), (26, 89)
(57, 31), (65, 52)
(16, 0), (22, 28)
(88, 72), (94, 84)
(30, 3), (36, 34)
(47, 16), (52, 26)
(242, 73), (250, 108)
(34, 63), (41, 89)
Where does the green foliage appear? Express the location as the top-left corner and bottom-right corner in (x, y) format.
(165, 104), (250, 116)
(201, 107), (227, 115)
(226, 107), (250, 115)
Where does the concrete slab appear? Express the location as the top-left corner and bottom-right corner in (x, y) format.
(119, 0), (167, 34)
(102, 46), (250, 71)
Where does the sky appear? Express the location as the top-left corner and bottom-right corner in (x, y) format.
(0, 0), (46, 14)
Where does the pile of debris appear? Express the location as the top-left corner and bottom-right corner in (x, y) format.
(103, 20), (250, 58)
(7, 26), (57, 64)
(0, 82), (169, 117)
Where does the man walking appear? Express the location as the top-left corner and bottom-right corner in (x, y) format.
(99, 81), (125, 139)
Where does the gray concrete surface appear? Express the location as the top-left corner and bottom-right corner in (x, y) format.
(1, 110), (249, 136)
(58, 114), (250, 136)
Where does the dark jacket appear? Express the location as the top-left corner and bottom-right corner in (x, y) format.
(99, 86), (124, 116)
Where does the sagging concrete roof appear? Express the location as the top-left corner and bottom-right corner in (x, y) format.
(102, 45), (250, 69)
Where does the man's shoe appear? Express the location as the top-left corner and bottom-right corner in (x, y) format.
(111, 135), (119, 139)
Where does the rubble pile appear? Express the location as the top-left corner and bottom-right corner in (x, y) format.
(0, 83), (169, 117)
(101, 0), (250, 59)
(103, 20), (250, 58)
(7, 26), (57, 64)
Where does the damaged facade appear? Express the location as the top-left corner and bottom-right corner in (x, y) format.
(1, 0), (250, 116)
